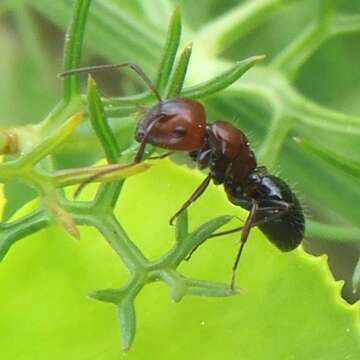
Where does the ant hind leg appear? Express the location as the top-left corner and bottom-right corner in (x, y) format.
(230, 200), (258, 290)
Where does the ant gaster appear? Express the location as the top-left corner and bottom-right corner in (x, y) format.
(61, 63), (305, 289)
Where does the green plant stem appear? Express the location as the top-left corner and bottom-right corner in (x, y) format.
(62, 0), (91, 102)
(234, 69), (360, 134)
(37, 98), (84, 136)
(272, 22), (328, 79)
(272, 13), (360, 79)
(163, 216), (233, 268)
(258, 115), (293, 168)
(0, 208), (49, 260)
(330, 14), (360, 36)
(94, 214), (148, 271)
(196, 0), (285, 55)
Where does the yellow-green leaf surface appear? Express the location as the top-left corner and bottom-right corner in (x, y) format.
(0, 156), (4, 220)
(0, 160), (359, 359)
(0, 185), (4, 220)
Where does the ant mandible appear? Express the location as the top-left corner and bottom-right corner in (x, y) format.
(60, 63), (305, 289)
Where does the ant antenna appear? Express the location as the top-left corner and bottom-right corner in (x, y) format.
(59, 63), (162, 102)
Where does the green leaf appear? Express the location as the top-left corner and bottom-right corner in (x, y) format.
(295, 137), (360, 180)
(62, 0), (91, 101)
(182, 55), (265, 99)
(166, 43), (192, 98)
(0, 160), (358, 359)
(155, 6), (182, 96)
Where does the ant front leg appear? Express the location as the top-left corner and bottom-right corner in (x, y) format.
(73, 115), (167, 198)
(169, 173), (212, 225)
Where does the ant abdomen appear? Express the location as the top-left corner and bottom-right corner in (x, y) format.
(256, 176), (305, 252)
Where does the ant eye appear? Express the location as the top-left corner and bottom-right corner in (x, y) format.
(174, 126), (187, 137)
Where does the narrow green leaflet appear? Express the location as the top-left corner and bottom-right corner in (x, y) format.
(155, 6), (182, 95)
(118, 299), (136, 352)
(182, 55), (265, 99)
(87, 76), (120, 163)
(62, 0), (91, 101)
(166, 43), (192, 98)
(296, 137), (360, 181)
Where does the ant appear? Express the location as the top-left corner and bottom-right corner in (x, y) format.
(60, 63), (305, 289)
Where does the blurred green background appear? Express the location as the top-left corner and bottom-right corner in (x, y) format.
(0, 1), (360, 356)
(0, 0), (360, 360)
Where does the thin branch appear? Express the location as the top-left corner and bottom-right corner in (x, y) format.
(0, 208), (49, 261)
(62, 0), (91, 101)
(196, 0), (284, 55)
(271, 22), (328, 80)
(272, 13), (360, 79)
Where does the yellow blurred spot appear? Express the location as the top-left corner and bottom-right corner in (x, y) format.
(67, 112), (84, 128)
(98, 162), (153, 183)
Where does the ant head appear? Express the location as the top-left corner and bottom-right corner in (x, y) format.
(135, 98), (207, 151)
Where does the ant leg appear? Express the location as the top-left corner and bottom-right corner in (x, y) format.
(230, 200), (258, 290)
(184, 200), (291, 284)
(185, 202), (291, 263)
(59, 62), (162, 101)
(169, 173), (212, 225)
(74, 115), (166, 198)
(208, 201), (291, 239)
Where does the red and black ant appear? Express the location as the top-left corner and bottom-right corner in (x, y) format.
(60, 63), (305, 289)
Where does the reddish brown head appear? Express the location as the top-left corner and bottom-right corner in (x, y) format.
(135, 98), (206, 151)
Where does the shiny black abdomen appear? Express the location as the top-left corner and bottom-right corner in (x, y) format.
(257, 176), (305, 252)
